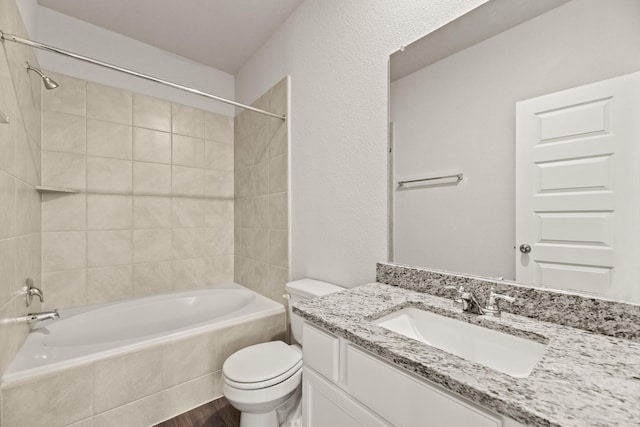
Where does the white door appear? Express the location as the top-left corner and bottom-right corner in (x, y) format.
(516, 71), (640, 303)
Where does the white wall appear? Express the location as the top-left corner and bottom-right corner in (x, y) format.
(235, 0), (488, 287)
(30, 6), (235, 116)
(391, 0), (640, 280)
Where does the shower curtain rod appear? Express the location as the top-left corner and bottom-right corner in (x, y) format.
(0, 30), (286, 120)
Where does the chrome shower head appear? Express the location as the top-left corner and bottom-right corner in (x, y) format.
(26, 62), (59, 90)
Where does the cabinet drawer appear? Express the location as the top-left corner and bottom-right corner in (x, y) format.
(303, 322), (339, 381)
(345, 345), (502, 427)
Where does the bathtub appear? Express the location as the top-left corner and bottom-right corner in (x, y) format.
(2, 283), (285, 385)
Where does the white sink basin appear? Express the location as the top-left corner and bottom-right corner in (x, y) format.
(373, 307), (547, 378)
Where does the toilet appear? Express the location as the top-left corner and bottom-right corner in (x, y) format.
(222, 279), (343, 427)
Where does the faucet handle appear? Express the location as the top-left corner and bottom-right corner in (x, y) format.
(484, 288), (515, 316)
(24, 277), (44, 307)
(443, 285), (464, 309)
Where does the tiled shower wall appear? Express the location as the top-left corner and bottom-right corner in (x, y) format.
(234, 77), (288, 303)
(0, 0), (43, 376)
(40, 71), (235, 310)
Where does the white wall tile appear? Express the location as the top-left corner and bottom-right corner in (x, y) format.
(205, 140), (233, 171)
(161, 332), (219, 388)
(133, 229), (172, 263)
(42, 231), (86, 272)
(206, 199), (234, 228)
(206, 227), (234, 257)
(87, 264), (133, 304)
(172, 166), (204, 196)
(42, 269), (87, 309)
(171, 198), (205, 228)
(133, 196), (171, 229)
(172, 134), (204, 168)
(205, 170), (233, 198)
(87, 119), (132, 160)
(87, 157), (132, 193)
(133, 162), (171, 195)
(133, 127), (171, 164)
(172, 228), (206, 259)
(41, 151), (85, 190)
(93, 348), (163, 414)
(269, 192), (288, 230)
(133, 94), (171, 132)
(172, 258), (206, 290)
(172, 103), (204, 138)
(2, 364), (93, 427)
(133, 261), (172, 296)
(205, 111), (233, 143)
(207, 256), (234, 283)
(42, 193), (86, 232)
(0, 170), (15, 238)
(93, 393), (164, 427)
(269, 229), (288, 269)
(0, 238), (16, 307)
(87, 230), (132, 267)
(161, 372), (222, 422)
(269, 154), (287, 194)
(253, 161), (269, 196)
(41, 110), (86, 154)
(87, 82), (132, 125)
(87, 195), (132, 230)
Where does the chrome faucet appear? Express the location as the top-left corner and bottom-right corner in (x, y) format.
(459, 289), (485, 315)
(483, 288), (516, 317)
(444, 285), (483, 313)
(23, 310), (60, 324)
(24, 277), (44, 306)
(443, 285), (515, 316)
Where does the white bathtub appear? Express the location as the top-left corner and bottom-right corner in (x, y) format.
(3, 283), (284, 385)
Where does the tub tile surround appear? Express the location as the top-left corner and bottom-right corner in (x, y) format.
(0, 0), (43, 380)
(234, 77), (289, 303)
(1, 311), (285, 427)
(294, 263), (640, 426)
(377, 263), (640, 342)
(40, 72), (236, 310)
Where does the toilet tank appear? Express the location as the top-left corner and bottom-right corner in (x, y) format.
(286, 279), (343, 345)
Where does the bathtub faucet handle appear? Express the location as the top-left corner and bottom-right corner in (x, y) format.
(24, 277), (44, 306)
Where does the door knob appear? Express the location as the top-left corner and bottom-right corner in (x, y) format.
(519, 244), (531, 254)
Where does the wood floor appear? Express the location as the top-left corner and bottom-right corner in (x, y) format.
(155, 397), (240, 427)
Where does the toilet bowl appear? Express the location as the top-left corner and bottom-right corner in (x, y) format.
(222, 279), (343, 427)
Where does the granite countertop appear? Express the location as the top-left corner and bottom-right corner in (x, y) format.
(294, 282), (640, 427)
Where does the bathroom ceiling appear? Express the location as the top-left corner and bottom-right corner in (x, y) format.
(37, 0), (304, 74)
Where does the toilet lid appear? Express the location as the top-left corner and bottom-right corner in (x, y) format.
(223, 341), (302, 386)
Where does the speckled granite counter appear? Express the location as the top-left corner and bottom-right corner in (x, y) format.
(294, 282), (640, 427)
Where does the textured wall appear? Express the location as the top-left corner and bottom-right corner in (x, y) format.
(40, 72), (234, 310)
(234, 77), (289, 303)
(0, 0), (42, 376)
(235, 0), (488, 288)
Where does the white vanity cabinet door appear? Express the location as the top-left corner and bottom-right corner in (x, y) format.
(345, 345), (503, 427)
(303, 323), (340, 381)
(304, 367), (391, 427)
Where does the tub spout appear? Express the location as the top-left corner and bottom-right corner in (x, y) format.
(22, 310), (60, 324)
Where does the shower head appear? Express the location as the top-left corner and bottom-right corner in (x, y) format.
(25, 62), (59, 90)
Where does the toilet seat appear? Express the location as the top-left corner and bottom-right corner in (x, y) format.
(223, 341), (303, 390)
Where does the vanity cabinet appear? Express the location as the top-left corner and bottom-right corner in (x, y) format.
(302, 322), (527, 427)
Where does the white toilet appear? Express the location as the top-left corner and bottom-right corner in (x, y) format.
(222, 279), (342, 427)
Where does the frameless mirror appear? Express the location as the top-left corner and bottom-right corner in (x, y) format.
(388, 0), (640, 303)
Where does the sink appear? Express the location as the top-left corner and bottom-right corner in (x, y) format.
(373, 307), (547, 378)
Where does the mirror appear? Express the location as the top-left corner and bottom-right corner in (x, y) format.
(389, 0), (640, 302)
